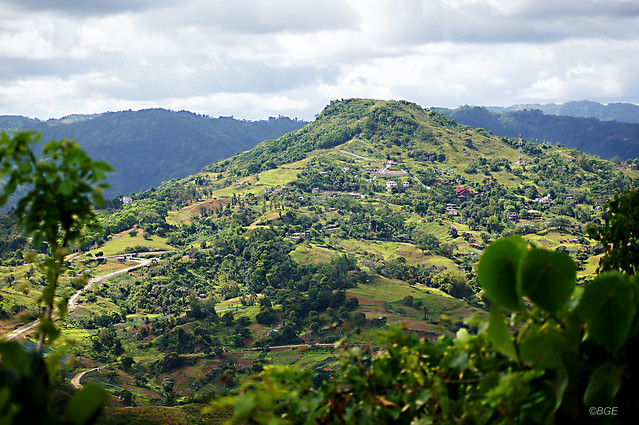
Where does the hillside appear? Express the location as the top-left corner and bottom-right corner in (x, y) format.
(436, 105), (639, 160)
(2, 99), (638, 420)
(0, 109), (306, 198)
(489, 100), (639, 124)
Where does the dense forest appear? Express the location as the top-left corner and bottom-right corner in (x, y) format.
(0, 109), (306, 198)
(1, 98), (638, 424)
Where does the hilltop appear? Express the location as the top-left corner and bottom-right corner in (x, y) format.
(0, 109), (306, 198)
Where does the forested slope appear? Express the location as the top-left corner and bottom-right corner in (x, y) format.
(0, 109), (306, 197)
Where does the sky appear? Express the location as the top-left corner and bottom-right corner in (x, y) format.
(1, 0), (639, 121)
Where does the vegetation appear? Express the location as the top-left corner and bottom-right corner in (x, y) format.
(222, 235), (638, 424)
(0, 131), (110, 424)
(0, 110), (305, 200)
(437, 105), (639, 160)
(1, 99), (639, 424)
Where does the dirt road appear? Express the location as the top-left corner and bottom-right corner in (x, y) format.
(4, 258), (151, 341)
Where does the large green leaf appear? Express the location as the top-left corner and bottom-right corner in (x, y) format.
(519, 324), (565, 369)
(487, 304), (518, 362)
(520, 248), (576, 314)
(67, 383), (109, 425)
(578, 272), (636, 354)
(477, 236), (526, 310)
(583, 362), (621, 408)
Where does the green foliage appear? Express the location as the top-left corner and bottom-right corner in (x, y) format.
(587, 189), (639, 275)
(444, 105), (639, 160)
(221, 234), (639, 424)
(0, 111), (304, 198)
(0, 131), (110, 424)
(1, 131), (112, 348)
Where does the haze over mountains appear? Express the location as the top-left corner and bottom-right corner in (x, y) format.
(488, 100), (639, 124)
(435, 101), (639, 160)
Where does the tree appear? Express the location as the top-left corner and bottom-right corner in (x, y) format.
(416, 231), (439, 253)
(0, 132), (111, 424)
(162, 377), (175, 393)
(121, 355), (135, 370)
(0, 132), (112, 350)
(219, 235), (639, 424)
(587, 189), (639, 275)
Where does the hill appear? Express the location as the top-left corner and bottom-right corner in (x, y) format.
(0, 109), (306, 198)
(436, 105), (639, 160)
(2, 99), (638, 418)
(488, 100), (639, 124)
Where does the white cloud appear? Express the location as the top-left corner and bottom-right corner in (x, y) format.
(1, 0), (638, 120)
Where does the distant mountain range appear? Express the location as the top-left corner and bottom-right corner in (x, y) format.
(435, 101), (639, 160)
(0, 109), (307, 198)
(487, 100), (639, 124)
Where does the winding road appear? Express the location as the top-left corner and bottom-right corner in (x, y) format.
(4, 258), (152, 341)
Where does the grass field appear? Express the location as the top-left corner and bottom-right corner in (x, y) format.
(88, 230), (174, 256)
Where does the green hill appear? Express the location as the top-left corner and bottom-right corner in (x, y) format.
(2, 99), (638, 418)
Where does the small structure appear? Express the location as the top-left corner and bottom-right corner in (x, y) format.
(455, 186), (472, 198)
(122, 196), (133, 204)
(401, 181), (410, 188)
(534, 194), (553, 206)
(386, 181), (398, 190)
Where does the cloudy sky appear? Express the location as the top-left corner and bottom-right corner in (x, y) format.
(1, 0), (638, 121)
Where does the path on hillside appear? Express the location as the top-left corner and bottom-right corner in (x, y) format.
(71, 366), (102, 389)
(4, 258), (152, 340)
(338, 150), (377, 162)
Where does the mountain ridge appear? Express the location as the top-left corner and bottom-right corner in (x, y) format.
(486, 100), (639, 123)
(0, 109), (307, 198)
(435, 105), (639, 160)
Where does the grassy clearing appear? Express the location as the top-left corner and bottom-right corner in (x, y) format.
(348, 275), (452, 304)
(267, 347), (337, 369)
(289, 243), (336, 264)
(90, 231), (173, 256)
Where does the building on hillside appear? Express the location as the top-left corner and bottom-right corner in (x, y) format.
(534, 194), (553, 206)
(386, 181), (398, 190)
(122, 196), (133, 204)
(455, 186), (472, 198)
(401, 181), (410, 188)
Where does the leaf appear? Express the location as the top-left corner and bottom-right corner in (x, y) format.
(519, 324), (564, 369)
(67, 383), (109, 425)
(578, 272), (636, 354)
(487, 304), (518, 362)
(477, 236), (526, 310)
(233, 394), (258, 419)
(583, 363), (621, 408)
(0, 341), (32, 376)
(519, 248), (576, 314)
